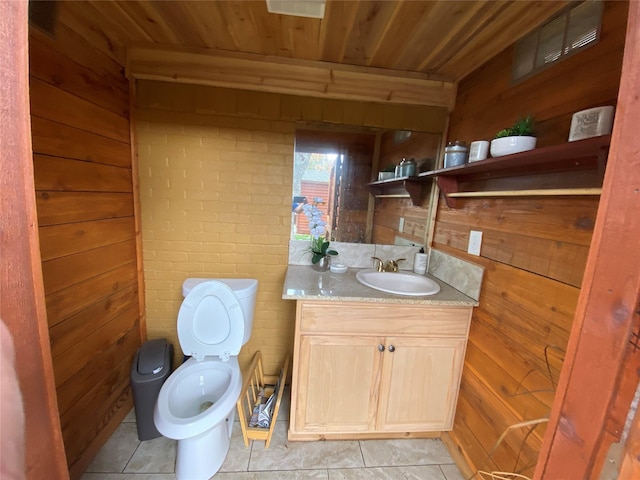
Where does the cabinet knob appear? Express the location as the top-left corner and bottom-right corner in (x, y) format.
(388, 344), (396, 353)
(378, 344), (385, 352)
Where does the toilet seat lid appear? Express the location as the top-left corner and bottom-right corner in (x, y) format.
(177, 280), (244, 359)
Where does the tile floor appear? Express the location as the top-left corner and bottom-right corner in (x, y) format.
(82, 390), (465, 480)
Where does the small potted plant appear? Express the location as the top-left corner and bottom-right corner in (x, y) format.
(490, 115), (537, 157)
(301, 198), (338, 271)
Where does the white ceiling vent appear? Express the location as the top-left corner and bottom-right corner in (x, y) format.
(266, 0), (326, 19)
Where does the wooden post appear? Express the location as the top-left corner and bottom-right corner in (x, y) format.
(534, 1), (640, 478)
(0, 2), (69, 478)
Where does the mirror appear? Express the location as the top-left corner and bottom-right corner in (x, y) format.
(292, 128), (375, 244)
(291, 125), (441, 246)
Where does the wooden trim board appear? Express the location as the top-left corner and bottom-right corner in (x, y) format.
(126, 45), (457, 109)
(0, 3), (69, 478)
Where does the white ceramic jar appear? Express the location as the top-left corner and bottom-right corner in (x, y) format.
(469, 140), (490, 162)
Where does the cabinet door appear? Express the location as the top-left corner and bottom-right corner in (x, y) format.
(294, 335), (383, 433)
(377, 337), (466, 432)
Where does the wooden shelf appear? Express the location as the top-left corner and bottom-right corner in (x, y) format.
(431, 135), (610, 207)
(368, 135), (610, 207)
(446, 188), (603, 198)
(368, 175), (432, 204)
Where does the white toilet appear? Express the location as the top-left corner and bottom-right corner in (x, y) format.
(154, 277), (258, 480)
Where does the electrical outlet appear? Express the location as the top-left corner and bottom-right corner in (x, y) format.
(468, 230), (482, 256)
(399, 217), (405, 233)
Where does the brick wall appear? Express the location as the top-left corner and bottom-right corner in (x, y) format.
(136, 111), (294, 374)
(135, 80), (447, 375)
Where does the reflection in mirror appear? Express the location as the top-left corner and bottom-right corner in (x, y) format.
(292, 129), (375, 243)
(291, 126), (441, 246)
(374, 129), (441, 246)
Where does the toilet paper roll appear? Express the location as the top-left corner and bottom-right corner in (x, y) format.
(413, 253), (428, 274)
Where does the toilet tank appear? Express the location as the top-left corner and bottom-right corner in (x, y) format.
(182, 278), (258, 345)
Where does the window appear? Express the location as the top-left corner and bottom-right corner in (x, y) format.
(512, 1), (603, 82)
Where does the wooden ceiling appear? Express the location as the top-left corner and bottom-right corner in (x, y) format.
(49, 1), (570, 108)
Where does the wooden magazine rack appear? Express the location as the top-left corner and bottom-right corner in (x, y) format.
(236, 351), (290, 448)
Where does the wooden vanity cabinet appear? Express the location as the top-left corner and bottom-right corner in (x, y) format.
(289, 300), (473, 440)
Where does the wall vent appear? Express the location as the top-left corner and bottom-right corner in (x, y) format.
(512, 0), (603, 83)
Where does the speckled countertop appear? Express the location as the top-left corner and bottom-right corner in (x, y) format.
(282, 265), (478, 306)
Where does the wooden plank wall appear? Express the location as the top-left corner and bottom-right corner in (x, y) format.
(438, 1), (628, 477)
(28, 24), (141, 479)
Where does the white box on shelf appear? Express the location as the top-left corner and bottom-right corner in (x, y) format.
(568, 106), (614, 142)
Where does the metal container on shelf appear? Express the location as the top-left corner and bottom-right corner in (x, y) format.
(394, 157), (417, 177)
(443, 141), (469, 168)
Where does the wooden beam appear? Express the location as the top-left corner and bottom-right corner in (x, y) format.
(534, 1), (640, 478)
(0, 2), (69, 478)
(126, 45), (457, 110)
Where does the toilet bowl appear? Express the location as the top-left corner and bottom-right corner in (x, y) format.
(153, 278), (258, 480)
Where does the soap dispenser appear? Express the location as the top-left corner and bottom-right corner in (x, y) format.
(413, 248), (428, 275)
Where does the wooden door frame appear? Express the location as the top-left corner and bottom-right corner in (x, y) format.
(534, 0), (640, 477)
(1, 1), (638, 479)
(0, 2), (69, 478)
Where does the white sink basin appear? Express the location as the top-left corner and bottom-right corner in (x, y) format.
(356, 269), (441, 296)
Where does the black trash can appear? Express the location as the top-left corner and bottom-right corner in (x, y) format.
(130, 338), (173, 441)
